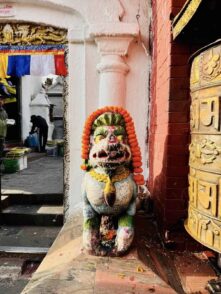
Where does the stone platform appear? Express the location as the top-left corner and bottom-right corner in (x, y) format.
(21, 209), (217, 294)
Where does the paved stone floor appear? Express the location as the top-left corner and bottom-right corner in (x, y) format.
(21, 210), (218, 294)
(2, 155), (63, 195)
(0, 226), (60, 248)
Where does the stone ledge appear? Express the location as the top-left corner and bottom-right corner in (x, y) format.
(21, 210), (217, 294)
(21, 210), (175, 294)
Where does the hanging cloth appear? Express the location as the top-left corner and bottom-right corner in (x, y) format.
(7, 55), (30, 77)
(54, 54), (67, 76)
(0, 54), (9, 78)
(0, 45), (67, 77)
(30, 55), (55, 76)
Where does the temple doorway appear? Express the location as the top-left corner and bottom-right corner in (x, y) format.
(0, 23), (68, 250)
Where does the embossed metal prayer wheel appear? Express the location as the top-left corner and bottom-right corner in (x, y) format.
(185, 40), (221, 253)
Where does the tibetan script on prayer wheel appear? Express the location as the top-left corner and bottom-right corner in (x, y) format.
(186, 40), (221, 253)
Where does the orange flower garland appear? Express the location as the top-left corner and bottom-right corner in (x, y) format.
(81, 106), (145, 186)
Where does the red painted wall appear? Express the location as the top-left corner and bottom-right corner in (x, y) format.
(149, 0), (192, 245)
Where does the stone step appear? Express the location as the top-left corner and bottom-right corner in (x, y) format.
(1, 195), (10, 209)
(0, 204), (63, 226)
(0, 246), (48, 255)
(1, 193), (63, 205)
(0, 223), (60, 294)
(0, 225), (61, 256)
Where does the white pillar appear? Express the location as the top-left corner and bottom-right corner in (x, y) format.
(90, 24), (139, 107)
(97, 54), (129, 106)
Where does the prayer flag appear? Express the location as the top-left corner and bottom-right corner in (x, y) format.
(7, 55), (30, 77)
(30, 55), (55, 76)
(0, 54), (9, 78)
(54, 54), (67, 76)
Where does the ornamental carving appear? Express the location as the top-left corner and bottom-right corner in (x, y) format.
(185, 206), (221, 252)
(187, 42), (221, 254)
(201, 50), (221, 81)
(190, 99), (200, 130)
(189, 139), (220, 164)
(81, 106), (148, 256)
(190, 96), (221, 132)
(188, 174), (220, 217)
(0, 23), (67, 45)
(190, 56), (200, 86)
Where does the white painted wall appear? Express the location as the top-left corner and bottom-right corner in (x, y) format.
(67, 41), (86, 217)
(1, 0), (151, 220)
(126, 42), (150, 180)
(20, 76), (42, 141)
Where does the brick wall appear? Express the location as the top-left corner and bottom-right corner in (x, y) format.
(149, 0), (192, 244)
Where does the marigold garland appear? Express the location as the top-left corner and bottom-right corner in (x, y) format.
(81, 106), (145, 186)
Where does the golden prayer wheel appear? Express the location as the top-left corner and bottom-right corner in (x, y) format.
(185, 40), (221, 253)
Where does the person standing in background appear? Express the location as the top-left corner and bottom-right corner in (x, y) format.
(30, 115), (48, 152)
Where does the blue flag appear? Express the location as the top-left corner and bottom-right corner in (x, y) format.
(7, 55), (30, 77)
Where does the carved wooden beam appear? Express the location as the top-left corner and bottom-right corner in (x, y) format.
(0, 23), (67, 45)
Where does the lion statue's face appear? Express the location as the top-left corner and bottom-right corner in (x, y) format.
(89, 125), (131, 168)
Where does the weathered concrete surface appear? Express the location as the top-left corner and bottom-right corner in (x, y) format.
(21, 209), (218, 294)
(2, 156), (63, 195)
(21, 211), (176, 294)
(0, 226), (60, 248)
(0, 257), (31, 294)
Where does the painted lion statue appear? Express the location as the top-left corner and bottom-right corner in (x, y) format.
(81, 106), (146, 256)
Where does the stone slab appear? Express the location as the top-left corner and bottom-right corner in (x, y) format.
(21, 211), (218, 294)
(21, 211), (176, 294)
(2, 156), (63, 195)
(0, 226), (60, 248)
(174, 252), (217, 294)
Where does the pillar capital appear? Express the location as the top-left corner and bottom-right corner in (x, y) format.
(95, 36), (135, 57)
(90, 22), (138, 56)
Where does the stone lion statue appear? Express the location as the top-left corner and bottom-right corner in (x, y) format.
(81, 106), (146, 256)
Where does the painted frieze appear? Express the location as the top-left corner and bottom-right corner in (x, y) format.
(0, 23), (67, 45)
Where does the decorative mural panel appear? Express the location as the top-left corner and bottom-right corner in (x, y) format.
(0, 23), (67, 45)
(186, 41), (221, 253)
